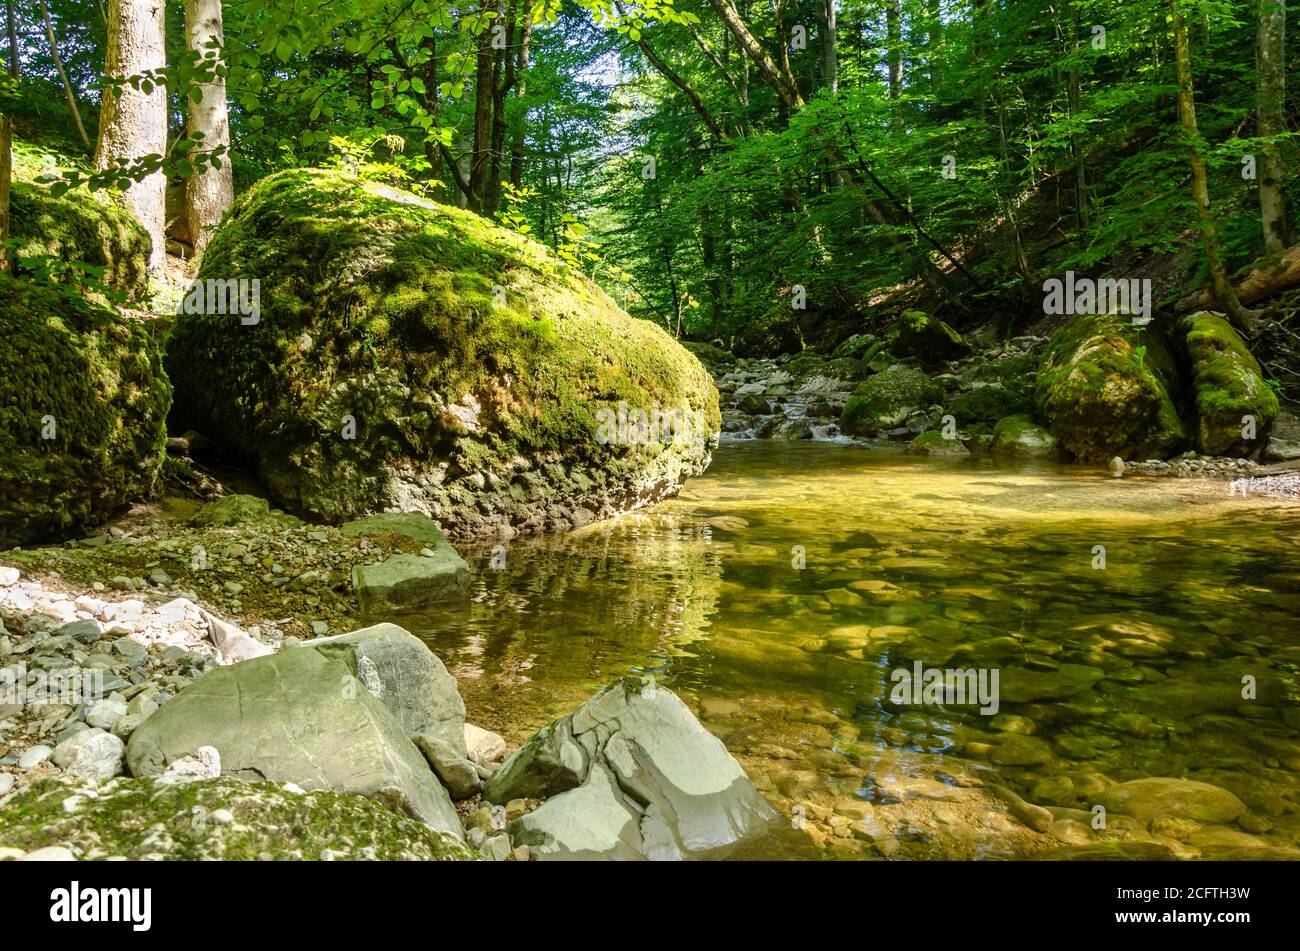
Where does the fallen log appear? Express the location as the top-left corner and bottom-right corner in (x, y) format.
(1177, 242), (1300, 312)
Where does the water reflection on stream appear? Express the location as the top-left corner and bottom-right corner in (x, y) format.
(412, 443), (1300, 859)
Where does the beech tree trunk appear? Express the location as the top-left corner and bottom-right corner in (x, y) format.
(1257, 0), (1290, 250)
(1171, 0), (1256, 333)
(817, 0), (837, 94)
(96, 0), (167, 273)
(0, 0), (16, 273)
(508, 7), (532, 188)
(468, 0), (498, 213)
(184, 0), (233, 253)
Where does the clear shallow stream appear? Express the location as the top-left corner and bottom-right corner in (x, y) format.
(412, 443), (1300, 859)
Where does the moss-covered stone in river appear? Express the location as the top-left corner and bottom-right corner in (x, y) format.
(841, 366), (942, 435)
(165, 169), (719, 535)
(1035, 314), (1185, 462)
(906, 430), (970, 456)
(0, 776), (473, 860)
(0, 274), (170, 548)
(1183, 312), (1279, 456)
(892, 310), (970, 364)
(947, 385), (1034, 427)
(990, 414), (1059, 459)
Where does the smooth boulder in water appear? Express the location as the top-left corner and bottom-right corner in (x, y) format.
(486, 677), (779, 860)
(164, 169), (719, 536)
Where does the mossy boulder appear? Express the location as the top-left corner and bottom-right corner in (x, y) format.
(892, 310), (970, 364)
(991, 414), (1059, 459)
(906, 430), (970, 456)
(947, 384), (1034, 428)
(8, 145), (151, 297)
(164, 169), (719, 535)
(1035, 314), (1185, 462)
(1183, 313), (1279, 456)
(0, 776), (472, 861)
(0, 274), (170, 548)
(831, 333), (878, 360)
(841, 366), (943, 435)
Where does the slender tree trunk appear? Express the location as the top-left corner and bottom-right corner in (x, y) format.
(1067, 4), (1089, 228)
(468, 0), (497, 213)
(183, 0), (232, 253)
(508, 7), (532, 188)
(708, 0), (803, 109)
(1257, 0), (1290, 250)
(39, 0), (90, 149)
(0, 0), (16, 273)
(926, 0), (941, 97)
(96, 0), (167, 273)
(886, 0), (902, 101)
(817, 0), (837, 94)
(1172, 0), (1257, 332)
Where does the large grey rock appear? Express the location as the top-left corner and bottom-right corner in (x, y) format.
(343, 513), (470, 612)
(490, 678), (778, 860)
(511, 761), (646, 861)
(351, 554), (470, 614)
(124, 647), (462, 838)
(413, 733), (482, 800)
(304, 623), (466, 755)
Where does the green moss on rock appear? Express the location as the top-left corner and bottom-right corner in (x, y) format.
(165, 169), (719, 535)
(1184, 312), (1279, 456)
(0, 274), (170, 548)
(991, 414), (1059, 459)
(841, 366), (943, 435)
(892, 310), (970, 364)
(8, 144), (151, 297)
(948, 385), (1034, 427)
(0, 776), (473, 860)
(906, 430), (970, 456)
(1035, 314), (1185, 462)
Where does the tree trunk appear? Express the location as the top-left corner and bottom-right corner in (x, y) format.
(96, 0), (167, 273)
(183, 0), (233, 253)
(508, 7), (532, 188)
(926, 0), (941, 96)
(0, 0), (15, 273)
(468, 0), (497, 213)
(886, 0), (902, 101)
(1257, 0), (1290, 250)
(39, 0), (90, 150)
(1171, 0), (1257, 332)
(817, 0), (837, 94)
(708, 0), (803, 109)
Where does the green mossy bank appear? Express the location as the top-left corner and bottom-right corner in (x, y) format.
(165, 169), (719, 535)
(0, 274), (170, 548)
